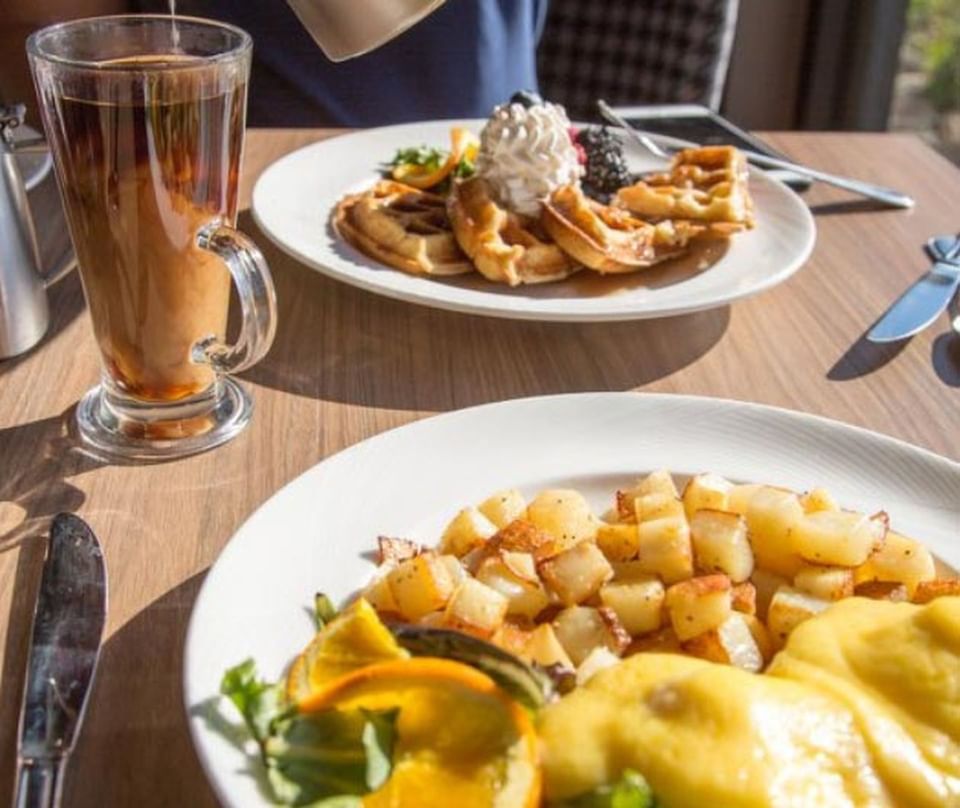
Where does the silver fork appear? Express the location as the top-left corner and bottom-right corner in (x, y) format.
(597, 100), (915, 210)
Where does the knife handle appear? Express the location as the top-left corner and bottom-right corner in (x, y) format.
(14, 758), (65, 808)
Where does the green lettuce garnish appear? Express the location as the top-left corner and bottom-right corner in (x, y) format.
(552, 769), (658, 808)
(389, 145), (447, 171)
(221, 660), (397, 807)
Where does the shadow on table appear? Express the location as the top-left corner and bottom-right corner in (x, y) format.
(932, 330), (960, 387)
(238, 213), (731, 409)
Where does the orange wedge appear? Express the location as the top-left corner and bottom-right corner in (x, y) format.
(286, 598), (408, 703)
(391, 127), (480, 190)
(299, 657), (541, 808)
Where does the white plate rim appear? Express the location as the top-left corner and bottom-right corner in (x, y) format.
(184, 391), (959, 808)
(250, 120), (817, 322)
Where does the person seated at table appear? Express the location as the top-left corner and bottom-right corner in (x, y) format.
(0, 0), (548, 127)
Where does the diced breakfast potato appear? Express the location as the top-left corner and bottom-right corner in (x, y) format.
(615, 471), (679, 520)
(638, 470), (680, 499)
(553, 606), (630, 666)
(665, 574), (733, 642)
(538, 541), (614, 606)
(911, 578), (960, 604)
(526, 489), (598, 548)
(362, 569), (399, 614)
(790, 510), (887, 567)
(525, 623), (575, 669)
(610, 559), (653, 581)
(599, 577), (665, 635)
(854, 580), (908, 601)
(442, 577), (508, 638)
(767, 586), (830, 647)
(793, 564), (854, 601)
(576, 646), (621, 686)
(634, 493), (684, 523)
(683, 613), (764, 672)
(438, 554), (468, 585)
(387, 553), (456, 620)
(746, 486), (805, 577)
(751, 568), (789, 621)
(626, 626), (682, 655)
(635, 516), (694, 584)
(417, 610), (446, 628)
(682, 473), (734, 520)
(596, 523), (640, 562)
(477, 489), (527, 529)
(800, 487), (839, 514)
(731, 581), (757, 615)
(690, 509), (754, 582)
(727, 483), (763, 516)
(377, 535), (420, 565)
(476, 551), (550, 619)
(439, 507), (497, 558)
(854, 531), (936, 597)
(741, 613), (774, 663)
(493, 621), (533, 658)
(489, 519), (555, 556)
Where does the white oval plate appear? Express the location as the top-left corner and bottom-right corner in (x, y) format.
(185, 392), (959, 808)
(252, 120), (816, 322)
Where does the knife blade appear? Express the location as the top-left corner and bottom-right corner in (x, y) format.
(867, 237), (960, 343)
(14, 514), (106, 808)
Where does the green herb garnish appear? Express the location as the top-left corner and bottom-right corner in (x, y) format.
(314, 592), (337, 629)
(389, 145), (447, 172)
(552, 769), (658, 808)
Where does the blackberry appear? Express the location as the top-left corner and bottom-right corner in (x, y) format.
(577, 126), (635, 200)
(510, 90), (544, 108)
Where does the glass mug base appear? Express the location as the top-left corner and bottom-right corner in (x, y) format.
(76, 377), (252, 461)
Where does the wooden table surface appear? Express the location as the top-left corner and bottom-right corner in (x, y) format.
(1, 129), (958, 806)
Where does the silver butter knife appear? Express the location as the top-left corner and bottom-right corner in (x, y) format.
(867, 235), (960, 343)
(15, 514), (107, 808)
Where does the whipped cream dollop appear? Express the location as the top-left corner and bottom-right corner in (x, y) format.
(476, 102), (583, 217)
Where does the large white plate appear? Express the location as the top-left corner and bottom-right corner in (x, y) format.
(252, 120), (816, 321)
(185, 392), (959, 808)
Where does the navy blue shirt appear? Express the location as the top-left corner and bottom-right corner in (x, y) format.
(170, 0), (547, 126)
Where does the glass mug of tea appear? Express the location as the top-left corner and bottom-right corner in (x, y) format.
(28, 15), (276, 460)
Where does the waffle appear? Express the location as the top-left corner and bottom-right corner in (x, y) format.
(615, 146), (755, 234)
(542, 184), (702, 274)
(334, 180), (472, 277)
(447, 177), (580, 286)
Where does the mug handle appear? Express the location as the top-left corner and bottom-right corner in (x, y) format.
(193, 220), (277, 375)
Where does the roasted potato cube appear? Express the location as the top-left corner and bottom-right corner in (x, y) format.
(746, 486), (805, 577)
(767, 586), (830, 648)
(596, 523), (640, 562)
(911, 578), (960, 604)
(790, 510), (887, 567)
(793, 564), (854, 600)
(665, 574), (733, 641)
(751, 568), (789, 621)
(387, 554), (456, 620)
(854, 580), (908, 601)
(690, 509), (754, 582)
(727, 483), (763, 516)
(683, 613), (764, 672)
(682, 473), (734, 520)
(492, 621), (534, 658)
(854, 531), (936, 597)
(478, 489), (527, 529)
(417, 610), (446, 628)
(635, 516), (694, 584)
(488, 518), (555, 556)
(475, 550), (550, 619)
(638, 470), (680, 498)
(634, 493), (685, 523)
(625, 626), (682, 655)
(538, 541), (614, 606)
(377, 535), (420, 565)
(526, 489), (598, 548)
(553, 606), (630, 666)
(439, 507), (497, 557)
(437, 554), (468, 585)
(731, 581), (757, 615)
(442, 577), (508, 638)
(800, 487), (839, 514)
(741, 613), (774, 663)
(576, 646), (621, 686)
(599, 576), (665, 635)
(610, 559), (653, 581)
(362, 569), (399, 615)
(525, 623), (575, 669)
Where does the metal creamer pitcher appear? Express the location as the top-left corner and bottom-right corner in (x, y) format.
(0, 104), (75, 359)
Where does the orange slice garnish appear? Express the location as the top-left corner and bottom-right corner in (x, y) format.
(299, 657), (541, 808)
(392, 127), (480, 190)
